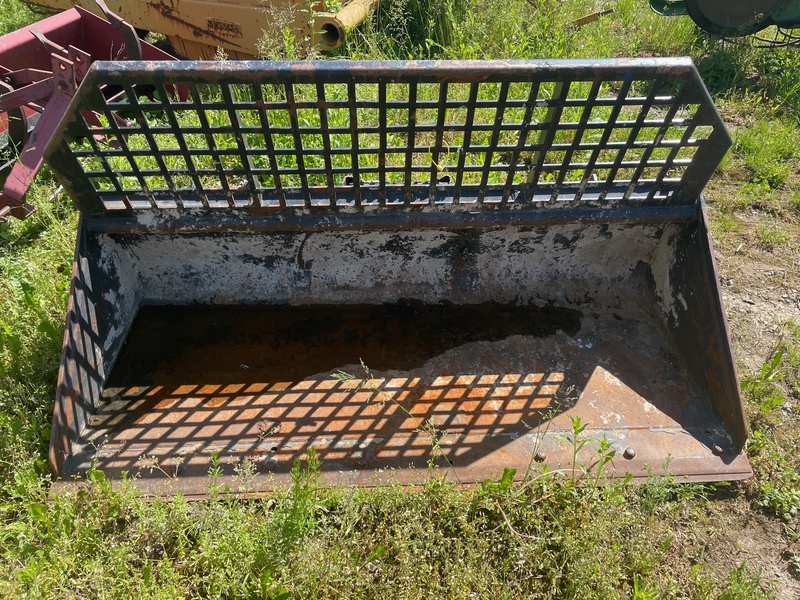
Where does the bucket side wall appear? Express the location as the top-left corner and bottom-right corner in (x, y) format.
(649, 203), (747, 450)
(51, 223), (142, 475)
(51, 227), (106, 474)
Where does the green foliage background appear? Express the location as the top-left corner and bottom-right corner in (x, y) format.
(1, 0), (800, 597)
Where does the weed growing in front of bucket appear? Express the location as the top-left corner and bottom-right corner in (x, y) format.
(207, 450), (224, 499)
(233, 456), (259, 494)
(744, 321), (800, 521)
(564, 416), (590, 484)
(275, 447), (321, 554)
(744, 347), (787, 422)
(559, 416), (617, 486)
(592, 435), (617, 487)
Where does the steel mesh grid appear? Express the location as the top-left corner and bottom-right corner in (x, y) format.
(50, 59), (729, 214)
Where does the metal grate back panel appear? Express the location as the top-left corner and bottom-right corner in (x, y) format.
(47, 58), (730, 215)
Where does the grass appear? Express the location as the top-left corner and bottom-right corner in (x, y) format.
(745, 322), (800, 522)
(732, 117), (799, 190)
(0, 0), (39, 33)
(0, 451), (770, 598)
(3, 0), (800, 597)
(755, 223), (789, 249)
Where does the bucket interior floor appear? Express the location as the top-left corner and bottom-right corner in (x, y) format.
(65, 302), (752, 491)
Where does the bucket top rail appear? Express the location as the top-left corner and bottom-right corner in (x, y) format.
(45, 58), (730, 222)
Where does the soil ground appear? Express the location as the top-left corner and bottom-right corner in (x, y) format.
(694, 161), (800, 597)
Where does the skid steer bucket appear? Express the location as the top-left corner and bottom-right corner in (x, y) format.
(46, 58), (750, 496)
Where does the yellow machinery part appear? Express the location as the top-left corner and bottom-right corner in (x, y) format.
(24, 0), (376, 59)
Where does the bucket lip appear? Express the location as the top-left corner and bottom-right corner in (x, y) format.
(48, 452), (754, 500)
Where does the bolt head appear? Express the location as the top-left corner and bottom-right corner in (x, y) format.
(712, 444), (724, 456)
(534, 450), (547, 462)
(623, 447), (636, 460)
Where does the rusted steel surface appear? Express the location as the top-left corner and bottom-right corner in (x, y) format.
(60, 299), (751, 494)
(47, 59), (749, 493)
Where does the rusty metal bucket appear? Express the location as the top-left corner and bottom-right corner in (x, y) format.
(44, 58), (751, 496)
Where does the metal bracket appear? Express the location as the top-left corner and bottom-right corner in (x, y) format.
(95, 0), (143, 60)
(0, 5), (176, 222)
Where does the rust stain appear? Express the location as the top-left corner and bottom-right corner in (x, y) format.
(57, 279), (749, 486)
